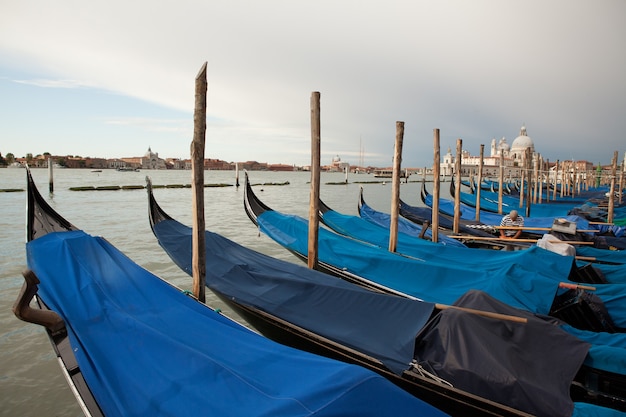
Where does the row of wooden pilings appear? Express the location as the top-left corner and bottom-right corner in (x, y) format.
(186, 61), (622, 301)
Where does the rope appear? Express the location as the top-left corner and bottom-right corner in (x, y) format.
(409, 360), (454, 387)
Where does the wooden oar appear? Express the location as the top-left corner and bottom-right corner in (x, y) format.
(494, 226), (598, 233)
(575, 256), (597, 262)
(559, 282), (596, 291)
(448, 235), (596, 245)
(435, 303), (527, 323)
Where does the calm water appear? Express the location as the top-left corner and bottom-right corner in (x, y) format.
(0, 167), (429, 416)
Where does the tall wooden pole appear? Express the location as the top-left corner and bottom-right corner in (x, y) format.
(431, 129), (440, 243)
(48, 157), (54, 193)
(525, 148), (532, 217)
(536, 155), (543, 204)
(544, 159), (549, 203)
(498, 150), (504, 214)
(553, 160), (559, 201)
(389, 121), (404, 253)
(308, 92), (321, 269)
(560, 161), (565, 198)
(475, 144), (484, 221)
(533, 154), (539, 204)
(608, 151), (618, 224)
(191, 62), (207, 303)
(453, 138), (462, 234)
(619, 161), (624, 205)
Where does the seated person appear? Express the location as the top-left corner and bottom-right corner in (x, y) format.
(500, 210), (524, 239)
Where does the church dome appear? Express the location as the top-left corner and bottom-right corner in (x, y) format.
(510, 125), (534, 154)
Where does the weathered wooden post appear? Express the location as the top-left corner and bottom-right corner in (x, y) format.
(533, 154), (539, 204)
(48, 158), (54, 193)
(608, 151), (618, 224)
(553, 160), (559, 201)
(619, 161), (624, 204)
(560, 161), (566, 198)
(431, 129), (440, 243)
(537, 155), (545, 204)
(518, 162), (525, 209)
(453, 138), (462, 234)
(388, 122), (404, 253)
(191, 62), (207, 303)
(475, 144), (484, 222)
(308, 92), (321, 270)
(525, 148), (532, 217)
(498, 150), (504, 214)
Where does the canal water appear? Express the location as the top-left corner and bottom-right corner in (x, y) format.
(0, 167), (429, 416)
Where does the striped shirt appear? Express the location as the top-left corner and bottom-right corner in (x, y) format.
(500, 214), (524, 237)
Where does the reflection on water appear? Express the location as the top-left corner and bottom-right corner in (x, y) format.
(0, 168), (427, 415)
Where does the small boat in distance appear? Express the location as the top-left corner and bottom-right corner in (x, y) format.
(116, 166), (139, 172)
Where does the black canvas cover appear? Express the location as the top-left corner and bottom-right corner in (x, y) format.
(413, 290), (591, 417)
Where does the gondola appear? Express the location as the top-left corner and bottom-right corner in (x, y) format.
(424, 181), (591, 231)
(357, 188), (511, 247)
(448, 181), (626, 250)
(322, 191), (607, 285)
(360, 190), (626, 284)
(14, 168), (448, 417)
(319, 191), (468, 247)
(246, 173), (626, 331)
(148, 174), (626, 416)
(450, 179), (599, 218)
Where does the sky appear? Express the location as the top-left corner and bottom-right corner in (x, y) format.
(1, 0), (625, 168)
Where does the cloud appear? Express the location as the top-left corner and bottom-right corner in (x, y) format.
(1, 0), (625, 167)
(12, 78), (93, 89)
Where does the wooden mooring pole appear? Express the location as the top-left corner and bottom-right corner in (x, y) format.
(48, 158), (54, 193)
(453, 139), (462, 234)
(308, 92), (321, 270)
(389, 121), (404, 253)
(431, 129), (440, 243)
(498, 150), (504, 214)
(608, 151), (618, 224)
(475, 144), (484, 222)
(191, 62), (207, 303)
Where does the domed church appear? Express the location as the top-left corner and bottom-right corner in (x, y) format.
(490, 125), (535, 162)
(442, 125), (539, 177)
(509, 125), (535, 161)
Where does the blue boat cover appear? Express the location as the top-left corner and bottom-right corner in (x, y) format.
(152, 219), (435, 375)
(454, 186), (583, 218)
(257, 210), (626, 327)
(259, 210), (566, 314)
(351, 202), (467, 247)
(422, 190), (590, 228)
(327, 203), (577, 278)
(26, 230), (446, 417)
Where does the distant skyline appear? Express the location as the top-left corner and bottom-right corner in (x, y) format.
(1, 1), (625, 168)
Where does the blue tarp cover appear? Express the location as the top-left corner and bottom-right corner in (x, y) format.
(26, 230), (446, 417)
(422, 190), (590, 228)
(153, 219), (435, 375)
(259, 210), (564, 314)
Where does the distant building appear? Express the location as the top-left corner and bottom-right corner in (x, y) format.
(325, 155), (350, 172)
(268, 163), (296, 171)
(119, 147), (166, 169)
(441, 125), (538, 177)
